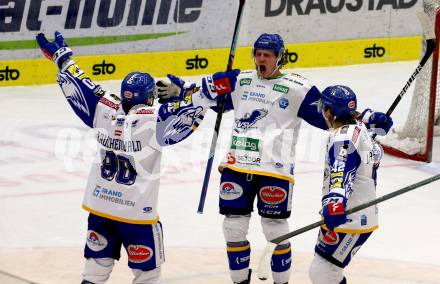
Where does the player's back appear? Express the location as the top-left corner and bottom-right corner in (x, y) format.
(83, 93), (163, 225)
(324, 122), (381, 232)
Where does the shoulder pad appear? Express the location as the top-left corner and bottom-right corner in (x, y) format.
(282, 73), (312, 88)
(99, 93), (120, 110)
(334, 123), (368, 145)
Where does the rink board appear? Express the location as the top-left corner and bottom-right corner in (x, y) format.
(0, 36), (420, 87)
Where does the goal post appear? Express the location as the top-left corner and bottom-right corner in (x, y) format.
(378, 0), (440, 162)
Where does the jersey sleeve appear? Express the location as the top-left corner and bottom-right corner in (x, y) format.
(156, 99), (208, 146)
(57, 62), (105, 128)
(191, 85), (234, 113)
(297, 86), (328, 130)
(327, 126), (362, 198)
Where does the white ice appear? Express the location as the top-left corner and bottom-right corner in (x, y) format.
(0, 61), (439, 269)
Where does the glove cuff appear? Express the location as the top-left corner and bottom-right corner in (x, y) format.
(52, 47), (73, 68)
(360, 108), (373, 124)
(201, 75), (218, 100)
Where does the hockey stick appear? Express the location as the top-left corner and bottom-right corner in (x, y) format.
(197, 0), (246, 214)
(257, 173), (440, 280)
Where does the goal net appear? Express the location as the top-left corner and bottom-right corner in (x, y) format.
(378, 0), (440, 162)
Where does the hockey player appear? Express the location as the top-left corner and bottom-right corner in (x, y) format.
(35, 32), (231, 284)
(158, 33), (392, 284)
(309, 85), (382, 284)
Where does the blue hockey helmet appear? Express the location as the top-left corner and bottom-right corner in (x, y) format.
(253, 33), (285, 67)
(121, 72), (156, 109)
(320, 85), (357, 119)
(253, 33), (285, 56)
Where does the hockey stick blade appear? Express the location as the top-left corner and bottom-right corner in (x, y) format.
(257, 173), (440, 281)
(197, 0), (246, 214)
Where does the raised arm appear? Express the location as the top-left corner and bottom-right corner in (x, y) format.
(36, 32), (104, 128)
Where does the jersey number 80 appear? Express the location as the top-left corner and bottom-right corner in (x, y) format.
(100, 150), (137, 186)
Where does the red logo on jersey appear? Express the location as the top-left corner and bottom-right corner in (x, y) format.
(351, 126), (361, 143)
(127, 245), (153, 263)
(320, 230), (339, 245)
(114, 129), (122, 137)
(99, 97), (119, 110)
(227, 153), (236, 164)
(136, 108), (155, 115)
(259, 186), (287, 205)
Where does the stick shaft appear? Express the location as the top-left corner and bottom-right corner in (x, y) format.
(270, 173), (440, 244)
(197, 0), (246, 213)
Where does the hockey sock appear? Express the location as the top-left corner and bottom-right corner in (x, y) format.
(271, 243), (292, 284)
(226, 241), (251, 283)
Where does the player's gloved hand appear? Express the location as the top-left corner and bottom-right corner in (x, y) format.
(36, 31), (73, 69)
(201, 69), (240, 100)
(361, 109), (393, 136)
(322, 191), (347, 231)
(156, 74), (196, 104)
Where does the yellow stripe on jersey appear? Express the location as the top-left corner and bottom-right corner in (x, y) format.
(82, 205), (160, 225)
(227, 244), (251, 252)
(322, 224), (379, 234)
(222, 165), (295, 183)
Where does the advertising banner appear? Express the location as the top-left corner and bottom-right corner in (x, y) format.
(0, 0), (425, 86)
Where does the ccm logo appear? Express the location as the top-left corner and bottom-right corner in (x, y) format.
(92, 60), (116, 75)
(186, 55), (208, 70)
(364, 44), (385, 58)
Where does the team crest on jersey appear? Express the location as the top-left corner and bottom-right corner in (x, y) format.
(127, 245), (153, 263)
(58, 73), (90, 116)
(86, 230), (108, 251)
(157, 106), (204, 145)
(279, 97), (289, 109)
(234, 109), (268, 132)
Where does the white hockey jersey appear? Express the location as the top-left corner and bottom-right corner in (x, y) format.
(82, 95), (163, 224)
(322, 122), (382, 233)
(57, 63), (206, 224)
(193, 70), (327, 182)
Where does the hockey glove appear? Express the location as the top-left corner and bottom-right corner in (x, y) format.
(322, 191), (348, 231)
(201, 69), (240, 100)
(36, 31), (73, 69)
(361, 109), (393, 136)
(156, 74), (196, 104)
